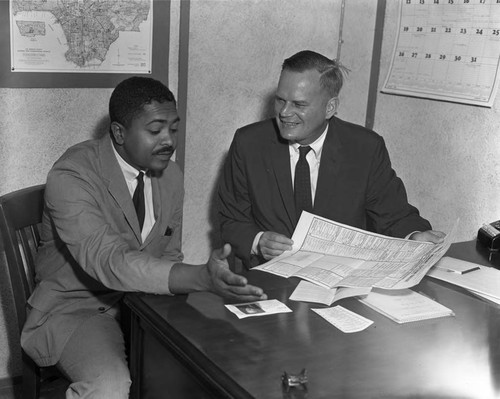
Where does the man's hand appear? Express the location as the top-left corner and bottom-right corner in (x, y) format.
(206, 244), (267, 302)
(258, 231), (293, 260)
(409, 230), (446, 244)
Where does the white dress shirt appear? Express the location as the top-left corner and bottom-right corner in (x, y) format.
(251, 125), (329, 255)
(289, 126), (328, 203)
(112, 141), (155, 241)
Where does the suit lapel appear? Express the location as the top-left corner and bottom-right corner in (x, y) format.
(314, 119), (342, 215)
(269, 121), (296, 231)
(99, 137), (143, 243)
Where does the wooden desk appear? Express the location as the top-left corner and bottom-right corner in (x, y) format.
(124, 241), (500, 399)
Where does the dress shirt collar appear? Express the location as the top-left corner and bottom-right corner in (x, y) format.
(290, 123), (329, 160)
(111, 138), (147, 182)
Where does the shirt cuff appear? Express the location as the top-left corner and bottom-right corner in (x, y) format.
(405, 231), (420, 240)
(251, 232), (265, 255)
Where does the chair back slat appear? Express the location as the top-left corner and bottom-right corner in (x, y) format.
(0, 185), (45, 333)
(30, 224), (41, 250)
(17, 227), (39, 293)
(0, 185), (67, 398)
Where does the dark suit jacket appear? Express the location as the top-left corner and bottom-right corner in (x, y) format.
(21, 136), (184, 366)
(218, 117), (431, 268)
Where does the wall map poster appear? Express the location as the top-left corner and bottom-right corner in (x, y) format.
(382, 0), (500, 107)
(10, 0), (153, 74)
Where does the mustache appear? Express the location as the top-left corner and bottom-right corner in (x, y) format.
(153, 146), (175, 155)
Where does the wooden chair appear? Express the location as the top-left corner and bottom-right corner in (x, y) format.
(0, 185), (67, 399)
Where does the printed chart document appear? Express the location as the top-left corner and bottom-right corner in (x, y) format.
(289, 280), (371, 306)
(359, 288), (454, 324)
(254, 212), (457, 290)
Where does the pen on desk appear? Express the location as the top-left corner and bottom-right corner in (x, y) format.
(461, 266), (480, 274)
(445, 266), (480, 274)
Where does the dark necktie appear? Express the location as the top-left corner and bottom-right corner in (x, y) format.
(294, 146), (313, 221)
(133, 172), (145, 231)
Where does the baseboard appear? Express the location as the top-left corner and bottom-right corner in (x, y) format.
(0, 375), (22, 389)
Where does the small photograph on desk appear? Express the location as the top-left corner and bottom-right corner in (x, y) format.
(225, 299), (292, 319)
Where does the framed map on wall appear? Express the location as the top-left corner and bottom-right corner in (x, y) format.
(0, 0), (169, 88)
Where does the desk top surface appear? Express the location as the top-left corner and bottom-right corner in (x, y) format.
(126, 241), (500, 399)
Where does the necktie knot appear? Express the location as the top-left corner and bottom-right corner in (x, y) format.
(136, 171), (144, 187)
(133, 172), (145, 231)
(298, 145), (312, 159)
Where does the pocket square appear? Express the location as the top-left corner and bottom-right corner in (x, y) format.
(164, 226), (173, 236)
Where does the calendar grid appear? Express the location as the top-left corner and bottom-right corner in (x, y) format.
(382, 0), (500, 107)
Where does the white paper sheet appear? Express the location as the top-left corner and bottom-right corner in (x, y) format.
(428, 257), (500, 301)
(312, 306), (373, 333)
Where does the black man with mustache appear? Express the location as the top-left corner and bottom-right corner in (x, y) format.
(22, 77), (266, 398)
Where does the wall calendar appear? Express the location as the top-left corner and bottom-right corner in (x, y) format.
(382, 0), (500, 107)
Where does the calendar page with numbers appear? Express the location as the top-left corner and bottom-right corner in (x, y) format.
(382, 0), (500, 107)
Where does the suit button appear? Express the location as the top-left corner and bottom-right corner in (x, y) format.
(98, 307), (106, 312)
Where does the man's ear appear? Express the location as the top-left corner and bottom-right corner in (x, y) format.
(110, 121), (125, 145)
(326, 97), (339, 119)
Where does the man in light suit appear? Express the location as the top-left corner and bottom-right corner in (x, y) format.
(21, 77), (266, 398)
(218, 50), (445, 269)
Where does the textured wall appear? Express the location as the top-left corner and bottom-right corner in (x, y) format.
(375, 1), (500, 241)
(181, 0), (378, 263)
(0, 89), (111, 195)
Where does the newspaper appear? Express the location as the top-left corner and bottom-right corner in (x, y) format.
(254, 212), (457, 290)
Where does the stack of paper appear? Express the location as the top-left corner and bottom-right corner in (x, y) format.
(427, 257), (500, 305)
(289, 280), (371, 306)
(359, 288), (454, 324)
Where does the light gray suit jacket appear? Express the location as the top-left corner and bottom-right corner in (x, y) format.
(21, 135), (184, 366)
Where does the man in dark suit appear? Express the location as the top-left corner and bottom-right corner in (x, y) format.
(218, 50), (444, 269)
(21, 77), (266, 398)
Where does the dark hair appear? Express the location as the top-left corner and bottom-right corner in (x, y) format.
(109, 76), (176, 127)
(282, 50), (349, 97)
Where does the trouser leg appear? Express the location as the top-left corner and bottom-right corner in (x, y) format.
(57, 311), (131, 399)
